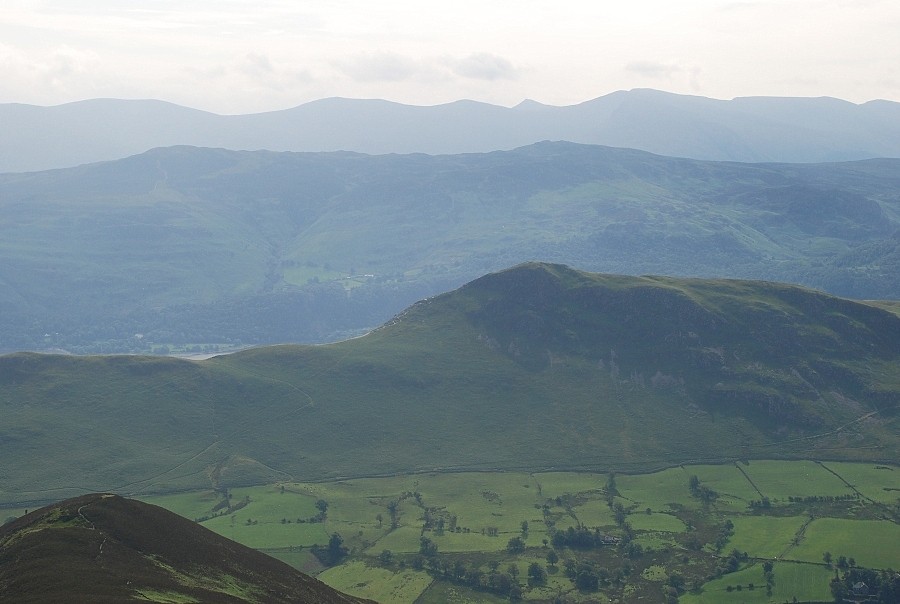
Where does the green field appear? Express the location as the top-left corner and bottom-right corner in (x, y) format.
(681, 562), (834, 604)
(821, 461), (900, 504)
(727, 515), (810, 559)
(318, 561), (433, 604)
(125, 460), (900, 603)
(739, 460), (853, 501)
(785, 518), (900, 569)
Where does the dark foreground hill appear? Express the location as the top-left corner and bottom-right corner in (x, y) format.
(1, 264), (897, 507)
(2, 142), (900, 353)
(2, 89), (900, 172)
(0, 493), (372, 603)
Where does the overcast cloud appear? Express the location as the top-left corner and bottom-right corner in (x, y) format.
(0, 0), (898, 113)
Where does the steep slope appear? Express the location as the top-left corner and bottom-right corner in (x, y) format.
(0, 264), (897, 507)
(2, 90), (899, 172)
(0, 493), (372, 603)
(1, 143), (899, 353)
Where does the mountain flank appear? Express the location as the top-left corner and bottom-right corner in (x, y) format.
(0, 493), (372, 603)
(2, 89), (899, 172)
(1, 264), (897, 507)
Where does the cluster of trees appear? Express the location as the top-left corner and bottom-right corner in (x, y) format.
(506, 537), (526, 554)
(822, 551), (857, 569)
(408, 547), (528, 601)
(830, 567), (900, 602)
(712, 519), (734, 553)
(311, 533), (348, 566)
(787, 493), (858, 503)
(664, 572), (686, 604)
(424, 510), (473, 535)
(550, 525), (619, 549)
(399, 514), (638, 599)
(719, 549), (749, 575)
(562, 558), (619, 592)
(762, 560), (775, 596)
(688, 475), (718, 503)
(748, 497), (772, 509)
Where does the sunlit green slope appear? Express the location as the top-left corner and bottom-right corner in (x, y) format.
(1, 264), (897, 506)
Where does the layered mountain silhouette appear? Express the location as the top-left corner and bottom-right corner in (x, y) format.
(0, 493), (372, 603)
(3, 89), (899, 172)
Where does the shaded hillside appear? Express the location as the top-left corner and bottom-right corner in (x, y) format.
(1, 143), (899, 353)
(2, 89), (900, 172)
(0, 264), (897, 507)
(0, 493), (372, 603)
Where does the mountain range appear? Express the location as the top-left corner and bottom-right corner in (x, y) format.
(0, 493), (370, 603)
(1, 141), (899, 353)
(1, 263), (897, 508)
(3, 89), (900, 173)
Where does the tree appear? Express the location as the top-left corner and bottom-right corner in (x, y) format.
(494, 572), (512, 592)
(315, 499), (328, 516)
(689, 474), (700, 494)
(419, 536), (438, 557)
(507, 536), (526, 554)
(521, 520), (529, 534)
(387, 500), (399, 529)
(311, 532), (347, 566)
(575, 566), (599, 591)
(527, 562), (547, 586)
(823, 551), (833, 566)
(326, 532), (346, 564)
(453, 560), (467, 581)
(508, 563), (520, 579)
(614, 502), (627, 525)
(546, 549), (559, 567)
(667, 571), (685, 592)
(378, 549), (393, 565)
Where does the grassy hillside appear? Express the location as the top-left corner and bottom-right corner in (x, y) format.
(0, 493), (371, 603)
(0, 264), (897, 507)
(1, 143), (899, 352)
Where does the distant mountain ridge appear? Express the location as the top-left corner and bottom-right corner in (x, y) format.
(3, 89), (900, 172)
(0, 493), (371, 603)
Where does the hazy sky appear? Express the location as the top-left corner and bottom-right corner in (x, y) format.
(1, 1), (898, 114)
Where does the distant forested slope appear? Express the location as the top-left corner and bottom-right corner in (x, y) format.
(1, 143), (898, 352)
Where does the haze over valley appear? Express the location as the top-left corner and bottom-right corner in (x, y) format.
(2, 1), (899, 602)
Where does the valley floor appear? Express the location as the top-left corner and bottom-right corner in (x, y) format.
(101, 459), (900, 603)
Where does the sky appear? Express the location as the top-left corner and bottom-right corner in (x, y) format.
(1, 1), (899, 114)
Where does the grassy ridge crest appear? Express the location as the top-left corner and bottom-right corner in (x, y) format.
(0, 264), (897, 506)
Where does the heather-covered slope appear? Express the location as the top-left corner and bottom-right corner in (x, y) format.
(0, 493), (372, 603)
